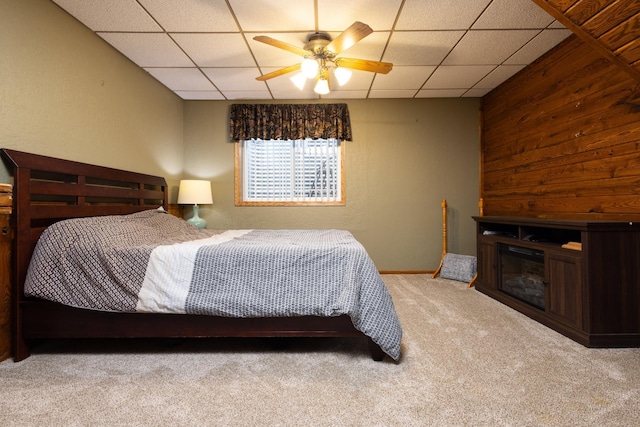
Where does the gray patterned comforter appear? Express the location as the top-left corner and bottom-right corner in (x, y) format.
(25, 209), (402, 360)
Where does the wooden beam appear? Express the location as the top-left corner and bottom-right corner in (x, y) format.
(531, 0), (640, 84)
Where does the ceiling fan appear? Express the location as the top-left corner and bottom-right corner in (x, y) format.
(253, 21), (393, 94)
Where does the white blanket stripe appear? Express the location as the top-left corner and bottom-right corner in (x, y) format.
(136, 230), (253, 313)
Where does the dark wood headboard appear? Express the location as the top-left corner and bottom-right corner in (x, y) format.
(0, 148), (168, 311)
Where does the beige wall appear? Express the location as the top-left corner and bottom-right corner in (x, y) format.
(0, 0), (185, 191)
(184, 99), (480, 270)
(1, 0), (480, 271)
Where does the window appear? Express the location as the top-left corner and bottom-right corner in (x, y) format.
(235, 138), (345, 206)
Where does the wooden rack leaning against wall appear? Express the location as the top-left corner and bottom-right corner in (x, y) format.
(432, 199), (479, 288)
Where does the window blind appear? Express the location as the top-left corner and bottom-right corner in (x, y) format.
(242, 139), (341, 203)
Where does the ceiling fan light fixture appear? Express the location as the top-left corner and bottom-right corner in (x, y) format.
(314, 77), (330, 95)
(290, 72), (307, 90)
(301, 58), (319, 79)
(253, 22), (392, 95)
(334, 66), (352, 86)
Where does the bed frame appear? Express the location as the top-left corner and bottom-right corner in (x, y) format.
(1, 149), (384, 362)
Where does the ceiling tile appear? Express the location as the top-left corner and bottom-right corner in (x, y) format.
(504, 29), (572, 65)
(269, 90), (320, 100)
(321, 90), (369, 99)
(143, 68), (215, 91)
(317, 0), (403, 31)
(472, 0), (555, 29)
(52, 0), (161, 31)
(423, 65), (496, 89)
(416, 89), (467, 98)
(202, 68), (266, 91)
(442, 30), (540, 65)
(229, 0), (315, 32)
(369, 90), (419, 98)
(171, 33), (255, 67)
(137, 0), (238, 32)
(176, 91), (226, 100)
(99, 33), (193, 67)
(331, 70), (375, 91)
(52, 0), (576, 100)
(383, 31), (466, 65)
(372, 66), (436, 90)
(395, 0), (492, 30)
(221, 91), (275, 100)
(473, 65), (526, 88)
(463, 88), (492, 97)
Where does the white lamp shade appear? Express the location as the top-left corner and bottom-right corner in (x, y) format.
(290, 72), (307, 90)
(301, 58), (319, 78)
(334, 67), (352, 86)
(314, 78), (330, 95)
(177, 180), (213, 205)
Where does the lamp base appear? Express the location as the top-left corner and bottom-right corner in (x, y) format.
(186, 204), (207, 229)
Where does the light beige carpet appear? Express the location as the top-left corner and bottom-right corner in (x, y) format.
(1, 275), (638, 426)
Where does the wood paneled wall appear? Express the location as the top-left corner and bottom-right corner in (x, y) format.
(481, 35), (640, 220)
(531, 0), (640, 84)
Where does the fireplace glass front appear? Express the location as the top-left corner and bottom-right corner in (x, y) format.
(498, 244), (545, 310)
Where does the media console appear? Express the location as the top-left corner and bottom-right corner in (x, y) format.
(473, 216), (640, 347)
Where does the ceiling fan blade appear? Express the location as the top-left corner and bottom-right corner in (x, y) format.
(325, 21), (373, 55)
(256, 63), (302, 81)
(335, 57), (393, 74)
(253, 36), (310, 57)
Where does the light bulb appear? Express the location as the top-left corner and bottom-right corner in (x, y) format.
(334, 67), (352, 86)
(301, 58), (319, 79)
(314, 78), (330, 95)
(290, 72), (307, 90)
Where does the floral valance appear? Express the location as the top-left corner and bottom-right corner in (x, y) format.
(229, 103), (352, 141)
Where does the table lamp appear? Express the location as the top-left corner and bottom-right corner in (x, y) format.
(177, 180), (213, 229)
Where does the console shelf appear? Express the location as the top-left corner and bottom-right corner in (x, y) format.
(473, 216), (640, 347)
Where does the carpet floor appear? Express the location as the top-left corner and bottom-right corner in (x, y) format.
(1, 275), (638, 426)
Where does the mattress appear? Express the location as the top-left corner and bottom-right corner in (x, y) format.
(25, 209), (403, 360)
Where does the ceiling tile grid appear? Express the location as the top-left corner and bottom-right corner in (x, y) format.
(50, 0), (572, 100)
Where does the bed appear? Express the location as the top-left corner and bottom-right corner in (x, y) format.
(1, 148), (402, 362)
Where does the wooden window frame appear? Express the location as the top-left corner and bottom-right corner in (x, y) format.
(234, 140), (346, 207)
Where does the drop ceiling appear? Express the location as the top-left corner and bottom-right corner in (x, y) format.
(50, 0), (572, 100)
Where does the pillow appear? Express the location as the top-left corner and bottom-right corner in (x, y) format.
(440, 253), (477, 283)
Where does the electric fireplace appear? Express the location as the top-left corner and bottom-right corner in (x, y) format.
(498, 243), (545, 310)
